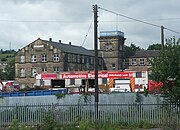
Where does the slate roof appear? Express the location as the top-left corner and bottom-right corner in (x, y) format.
(125, 50), (159, 58)
(42, 40), (94, 56)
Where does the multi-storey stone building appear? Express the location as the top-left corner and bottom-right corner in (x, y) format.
(15, 38), (103, 88)
(15, 31), (158, 88)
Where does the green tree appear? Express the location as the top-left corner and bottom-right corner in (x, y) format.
(124, 43), (141, 51)
(150, 40), (180, 103)
(3, 59), (15, 80)
(1, 57), (7, 62)
(147, 43), (162, 50)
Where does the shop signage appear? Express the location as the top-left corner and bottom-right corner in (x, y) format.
(41, 73), (57, 79)
(62, 74), (88, 79)
(108, 72), (133, 78)
(62, 72), (132, 79)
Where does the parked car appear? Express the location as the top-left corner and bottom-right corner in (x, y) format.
(2, 81), (20, 92)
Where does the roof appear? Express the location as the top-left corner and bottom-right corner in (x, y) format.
(125, 50), (159, 58)
(42, 39), (94, 56)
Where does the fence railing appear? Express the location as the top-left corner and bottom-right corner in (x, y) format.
(0, 103), (179, 128)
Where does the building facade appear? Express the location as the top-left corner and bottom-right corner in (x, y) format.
(15, 38), (103, 88)
(15, 31), (158, 88)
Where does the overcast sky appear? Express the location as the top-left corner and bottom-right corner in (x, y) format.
(0, 0), (179, 51)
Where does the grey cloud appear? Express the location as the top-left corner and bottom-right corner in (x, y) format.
(0, 0), (179, 50)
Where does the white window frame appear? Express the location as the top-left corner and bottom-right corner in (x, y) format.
(41, 54), (47, 62)
(77, 55), (80, 63)
(42, 67), (47, 72)
(31, 55), (37, 62)
(20, 55), (25, 63)
(112, 63), (115, 68)
(53, 54), (59, 62)
(82, 56), (85, 63)
(147, 58), (152, 65)
(131, 58), (137, 65)
(124, 59), (129, 65)
(53, 67), (59, 73)
(31, 68), (36, 77)
(20, 68), (25, 77)
(105, 44), (112, 50)
(140, 58), (145, 66)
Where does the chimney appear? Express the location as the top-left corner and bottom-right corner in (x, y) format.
(69, 42), (71, 45)
(59, 40), (61, 43)
(49, 38), (52, 41)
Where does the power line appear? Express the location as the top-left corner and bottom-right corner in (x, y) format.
(98, 6), (180, 35)
(164, 27), (180, 35)
(98, 6), (161, 28)
(81, 18), (93, 47)
(0, 19), (91, 23)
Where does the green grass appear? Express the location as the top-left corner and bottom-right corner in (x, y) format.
(0, 53), (14, 62)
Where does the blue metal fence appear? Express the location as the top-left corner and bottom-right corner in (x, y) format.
(0, 89), (67, 97)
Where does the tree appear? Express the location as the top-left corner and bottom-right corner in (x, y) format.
(3, 59), (15, 80)
(147, 43), (162, 50)
(124, 43), (141, 51)
(150, 40), (180, 103)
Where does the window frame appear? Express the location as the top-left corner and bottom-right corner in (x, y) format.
(42, 67), (47, 72)
(20, 68), (25, 77)
(131, 58), (137, 65)
(41, 54), (47, 62)
(20, 55), (25, 63)
(53, 54), (59, 62)
(31, 54), (37, 62)
(31, 68), (36, 77)
(53, 67), (59, 73)
(140, 58), (145, 66)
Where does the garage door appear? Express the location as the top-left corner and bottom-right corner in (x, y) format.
(114, 79), (131, 92)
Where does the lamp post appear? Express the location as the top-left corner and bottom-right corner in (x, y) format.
(166, 76), (176, 128)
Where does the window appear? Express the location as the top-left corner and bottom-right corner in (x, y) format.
(82, 56), (85, 63)
(90, 57), (94, 65)
(77, 55), (80, 63)
(136, 72), (142, 78)
(53, 54), (59, 62)
(119, 45), (123, 50)
(41, 54), (47, 62)
(98, 58), (102, 65)
(31, 68), (36, 77)
(74, 54), (77, 62)
(131, 58), (136, 65)
(42, 67), (47, 72)
(20, 55), (25, 63)
(147, 58), (152, 65)
(20, 68), (25, 77)
(140, 58), (145, 65)
(31, 55), (37, 62)
(102, 78), (107, 84)
(105, 44), (112, 50)
(112, 63), (115, 69)
(68, 54), (72, 62)
(124, 59), (129, 65)
(53, 67), (59, 73)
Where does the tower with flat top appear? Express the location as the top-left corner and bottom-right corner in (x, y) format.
(99, 31), (126, 70)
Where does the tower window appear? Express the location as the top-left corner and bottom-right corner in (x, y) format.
(105, 44), (112, 50)
(112, 63), (115, 69)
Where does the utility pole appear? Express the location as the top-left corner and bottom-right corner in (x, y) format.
(93, 4), (99, 122)
(161, 26), (164, 49)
